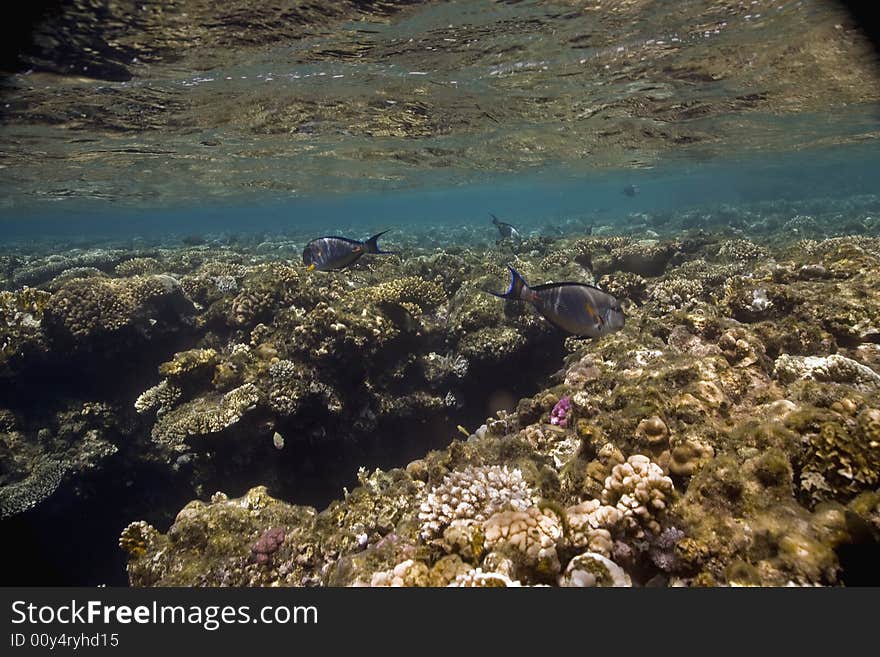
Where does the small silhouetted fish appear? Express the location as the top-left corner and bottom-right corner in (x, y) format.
(622, 184), (639, 197)
(302, 230), (394, 271)
(490, 265), (624, 338)
(491, 213), (521, 240)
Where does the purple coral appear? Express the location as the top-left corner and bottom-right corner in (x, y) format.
(550, 395), (571, 428)
(251, 526), (285, 566)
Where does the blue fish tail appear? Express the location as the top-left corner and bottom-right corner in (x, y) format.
(491, 265), (530, 300)
(364, 230), (394, 254)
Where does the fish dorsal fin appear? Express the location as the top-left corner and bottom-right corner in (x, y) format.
(530, 281), (607, 293)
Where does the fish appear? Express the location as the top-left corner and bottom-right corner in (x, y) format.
(622, 184), (639, 197)
(491, 213), (521, 240)
(302, 230), (393, 271)
(490, 265), (624, 338)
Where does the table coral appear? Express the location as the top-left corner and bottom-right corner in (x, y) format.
(150, 383), (260, 449)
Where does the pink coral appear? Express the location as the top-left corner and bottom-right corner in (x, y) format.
(251, 527), (285, 566)
(550, 395), (571, 428)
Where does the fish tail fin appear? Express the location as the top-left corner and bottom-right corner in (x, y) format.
(490, 213), (500, 225)
(490, 265), (530, 300)
(364, 230), (394, 254)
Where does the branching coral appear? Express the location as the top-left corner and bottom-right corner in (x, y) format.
(418, 465), (535, 540)
(150, 383), (260, 449)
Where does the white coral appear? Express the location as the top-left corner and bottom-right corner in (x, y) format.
(601, 454), (674, 536)
(559, 552), (631, 587)
(483, 506), (563, 574)
(449, 568), (522, 587)
(134, 379), (182, 415)
(565, 499), (622, 557)
(418, 465), (534, 540)
(774, 354), (880, 391)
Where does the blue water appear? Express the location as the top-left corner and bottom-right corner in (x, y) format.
(2, 139), (879, 243)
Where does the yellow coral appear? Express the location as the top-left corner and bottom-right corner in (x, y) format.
(349, 276), (446, 313)
(158, 348), (219, 378)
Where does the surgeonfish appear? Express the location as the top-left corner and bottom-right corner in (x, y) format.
(490, 265), (624, 338)
(491, 213), (521, 240)
(302, 230), (393, 271)
(622, 184), (639, 197)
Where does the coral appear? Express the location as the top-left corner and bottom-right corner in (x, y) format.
(368, 559), (432, 587)
(597, 272), (647, 304)
(158, 348), (219, 379)
(648, 277), (704, 311)
(717, 239), (770, 262)
(44, 275), (194, 343)
(212, 275), (239, 295)
(774, 354), (880, 391)
(228, 263), (314, 328)
(550, 395), (571, 428)
(12, 250), (133, 287)
(150, 383), (261, 449)
(635, 416), (670, 449)
(115, 257), (161, 277)
(0, 459), (66, 518)
(458, 326), (527, 362)
(267, 360), (340, 417)
(422, 351), (469, 385)
(565, 499), (622, 557)
(0, 287), (50, 375)
(609, 240), (676, 277)
(794, 407), (880, 504)
(119, 521), (160, 559)
(400, 252), (470, 296)
(559, 552), (631, 587)
(5, 218), (878, 588)
(668, 440), (715, 478)
(601, 455), (675, 536)
(418, 465), (535, 540)
(134, 379), (182, 415)
(483, 506), (564, 579)
(123, 486), (318, 587)
(290, 301), (401, 363)
(449, 568), (521, 587)
(251, 527), (285, 566)
(722, 278), (796, 322)
(348, 276), (446, 315)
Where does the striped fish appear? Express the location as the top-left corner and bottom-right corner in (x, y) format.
(491, 265), (624, 338)
(302, 230), (393, 271)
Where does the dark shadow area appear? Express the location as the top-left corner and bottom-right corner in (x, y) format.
(839, 1), (880, 62)
(0, 331), (566, 586)
(836, 539), (880, 586)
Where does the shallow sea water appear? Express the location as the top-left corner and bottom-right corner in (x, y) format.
(0, 1), (879, 587)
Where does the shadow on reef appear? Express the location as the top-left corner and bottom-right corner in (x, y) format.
(0, 337), (564, 586)
(0, 246), (568, 585)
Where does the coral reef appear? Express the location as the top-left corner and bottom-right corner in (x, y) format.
(2, 196), (880, 587)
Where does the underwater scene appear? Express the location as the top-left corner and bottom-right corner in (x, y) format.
(1, 0), (879, 588)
